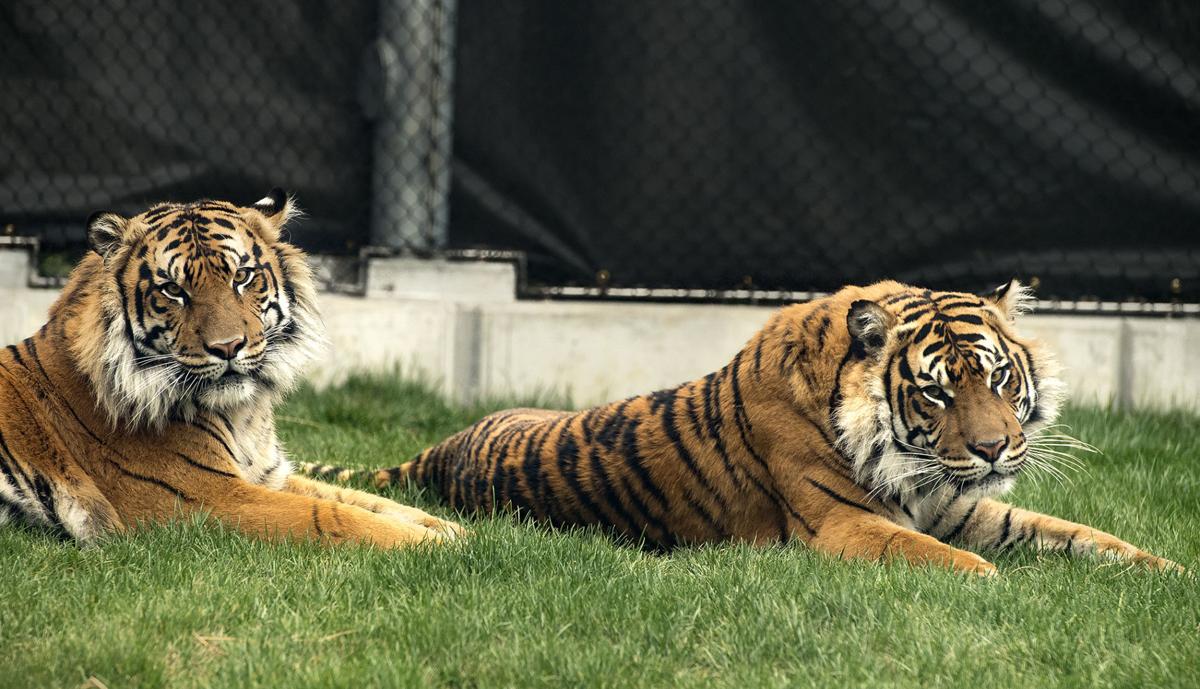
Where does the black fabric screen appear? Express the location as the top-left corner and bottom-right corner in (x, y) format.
(449, 1), (1200, 303)
(0, 1), (375, 253)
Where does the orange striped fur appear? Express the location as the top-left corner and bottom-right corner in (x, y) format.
(0, 191), (461, 546)
(303, 281), (1179, 574)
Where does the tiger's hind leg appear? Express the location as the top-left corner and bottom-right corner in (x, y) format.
(0, 458), (123, 542)
(280, 474), (466, 539)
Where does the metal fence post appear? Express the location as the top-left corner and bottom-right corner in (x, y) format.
(369, 0), (457, 251)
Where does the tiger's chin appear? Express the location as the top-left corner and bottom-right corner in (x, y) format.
(887, 469), (1016, 503)
(195, 373), (261, 411)
(949, 471), (1017, 498)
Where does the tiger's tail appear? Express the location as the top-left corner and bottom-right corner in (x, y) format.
(296, 441), (453, 491)
(295, 460), (415, 490)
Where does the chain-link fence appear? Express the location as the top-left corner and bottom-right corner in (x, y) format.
(0, 0), (451, 260)
(450, 1), (1200, 307)
(3, 1), (1199, 309)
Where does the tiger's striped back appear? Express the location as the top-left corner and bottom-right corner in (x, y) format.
(307, 355), (810, 548)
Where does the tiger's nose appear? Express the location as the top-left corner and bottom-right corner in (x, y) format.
(967, 438), (1008, 463)
(204, 336), (245, 360)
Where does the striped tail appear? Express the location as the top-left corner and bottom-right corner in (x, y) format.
(296, 441), (452, 490)
(295, 461), (414, 490)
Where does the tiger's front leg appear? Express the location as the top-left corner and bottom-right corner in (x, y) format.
(0, 459), (125, 543)
(203, 481), (449, 548)
(947, 498), (1182, 572)
(770, 460), (996, 575)
(281, 474), (466, 539)
(807, 507), (998, 576)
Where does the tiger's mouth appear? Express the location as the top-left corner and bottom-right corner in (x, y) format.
(210, 372), (250, 391)
(944, 466), (1019, 495)
(209, 364), (259, 385)
(178, 359), (262, 388)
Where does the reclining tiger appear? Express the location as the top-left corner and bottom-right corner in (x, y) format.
(0, 190), (461, 546)
(302, 280), (1180, 574)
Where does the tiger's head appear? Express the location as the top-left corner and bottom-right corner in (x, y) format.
(834, 280), (1065, 502)
(74, 190), (324, 428)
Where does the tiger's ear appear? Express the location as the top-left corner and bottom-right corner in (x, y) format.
(983, 278), (1033, 321)
(86, 211), (129, 259)
(250, 188), (296, 240)
(847, 300), (894, 359)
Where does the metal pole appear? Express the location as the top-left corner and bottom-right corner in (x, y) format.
(369, 0), (457, 251)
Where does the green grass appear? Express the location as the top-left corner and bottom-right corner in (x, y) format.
(37, 249), (86, 279)
(2, 375), (1197, 689)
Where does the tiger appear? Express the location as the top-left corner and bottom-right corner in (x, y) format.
(0, 190), (462, 547)
(301, 280), (1181, 574)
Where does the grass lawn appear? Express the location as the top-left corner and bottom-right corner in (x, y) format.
(2, 375), (1197, 688)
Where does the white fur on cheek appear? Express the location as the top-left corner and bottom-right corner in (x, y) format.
(95, 310), (186, 429)
(833, 355), (902, 494)
(253, 256), (326, 397)
(1016, 337), (1066, 436)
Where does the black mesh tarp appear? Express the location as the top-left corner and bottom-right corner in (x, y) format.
(449, 1), (1200, 303)
(0, 1), (375, 253)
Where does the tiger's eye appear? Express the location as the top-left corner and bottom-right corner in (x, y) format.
(920, 384), (951, 406)
(161, 282), (184, 299)
(991, 365), (1010, 387)
(233, 267), (253, 285)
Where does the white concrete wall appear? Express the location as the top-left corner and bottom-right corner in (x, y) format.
(474, 300), (769, 404)
(3, 248), (1198, 410)
(384, 297), (1198, 410)
(0, 241), (59, 344)
(1017, 316), (1126, 407)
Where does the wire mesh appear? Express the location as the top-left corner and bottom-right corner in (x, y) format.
(3, 1), (1199, 308)
(0, 1), (379, 255)
(449, 1), (1200, 306)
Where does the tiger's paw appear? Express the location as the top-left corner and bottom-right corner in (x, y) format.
(368, 520), (455, 549)
(381, 505), (468, 540)
(1128, 550), (1185, 574)
(412, 514), (468, 540)
(1094, 538), (1185, 574)
(882, 530), (997, 576)
(955, 551), (998, 577)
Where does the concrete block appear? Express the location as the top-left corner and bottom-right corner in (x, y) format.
(1020, 316), (1123, 406)
(314, 295), (463, 395)
(366, 257), (515, 303)
(476, 301), (773, 405)
(1125, 319), (1200, 409)
(0, 288), (59, 345)
(0, 244), (32, 289)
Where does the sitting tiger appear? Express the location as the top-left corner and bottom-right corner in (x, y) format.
(302, 281), (1180, 574)
(0, 190), (461, 546)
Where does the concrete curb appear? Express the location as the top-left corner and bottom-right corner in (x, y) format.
(3, 246), (1197, 410)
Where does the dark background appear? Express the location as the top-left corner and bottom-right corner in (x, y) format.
(3, 1), (1199, 303)
(0, 1), (377, 254)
